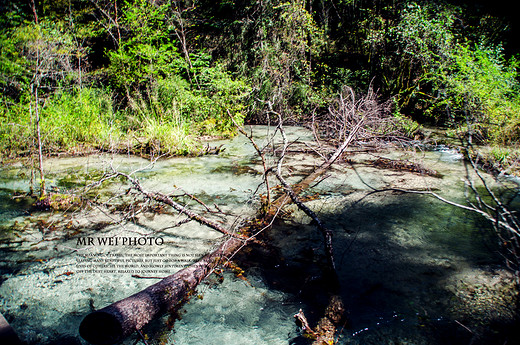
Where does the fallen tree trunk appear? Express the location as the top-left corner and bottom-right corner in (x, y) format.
(79, 237), (244, 345)
(274, 123), (348, 345)
(79, 119), (362, 344)
(78, 177), (334, 344)
(0, 312), (24, 345)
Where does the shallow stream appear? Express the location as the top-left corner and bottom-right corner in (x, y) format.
(0, 126), (519, 345)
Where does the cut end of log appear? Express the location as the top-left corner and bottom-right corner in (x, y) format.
(79, 311), (123, 345)
(0, 312), (24, 345)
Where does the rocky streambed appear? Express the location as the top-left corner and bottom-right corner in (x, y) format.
(0, 126), (518, 345)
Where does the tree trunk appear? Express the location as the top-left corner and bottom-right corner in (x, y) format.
(79, 121), (361, 344)
(79, 237), (244, 345)
(30, 0), (38, 24)
(35, 86), (46, 198)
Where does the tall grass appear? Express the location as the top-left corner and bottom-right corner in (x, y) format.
(0, 87), (118, 157)
(0, 98), (33, 156)
(40, 88), (116, 150)
(120, 70), (250, 155)
(0, 65), (250, 158)
(155, 67), (249, 136)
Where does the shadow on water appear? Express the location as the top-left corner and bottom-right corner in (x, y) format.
(235, 191), (519, 345)
(1, 132), (519, 344)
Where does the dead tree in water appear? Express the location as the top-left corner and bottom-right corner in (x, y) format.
(80, 235), (245, 345)
(79, 86), (390, 345)
(79, 124), (359, 344)
(273, 120), (348, 345)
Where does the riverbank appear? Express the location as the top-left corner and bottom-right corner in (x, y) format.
(418, 126), (520, 176)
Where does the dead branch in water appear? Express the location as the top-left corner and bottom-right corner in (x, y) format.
(275, 122), (347, 345)
(269, 86), (383, 344)
(372, 157), (442, 177)
(79, 85), (392, 345)
(78, 132), (355, 344)
(313, 85), (407, 147)
(363, 150), (520, 283)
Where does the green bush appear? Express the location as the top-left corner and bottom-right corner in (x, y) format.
(40, 88), (115, 149)
(194, 65), (250, 134)
(138, 116), (198, 156)
(435, 44), (520, 144)
(0, 87), (117, 157)
(117, 65), (250, 155)
(0, 96), (32, 155)
(41, 88), (113, 149)
(127, 66), (250, 136)
(369, 3), (520, 145)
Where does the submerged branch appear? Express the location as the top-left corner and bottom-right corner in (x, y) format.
(113, 171), (244, 239)
(228, 109), (272, 207)
(79, 236), (244, 345)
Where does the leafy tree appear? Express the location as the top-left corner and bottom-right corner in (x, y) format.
(356, 2), (520, 145)
(107, 0), (183, 92)
(434, 43), (520, 144)
(253, 0), (324, 117)
(191, 0), (325, 121)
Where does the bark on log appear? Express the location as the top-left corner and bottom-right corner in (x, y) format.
(311, 295), (346, 345)
(79, 237), (243, 345)
(273, 122), (357, 344)
(0, 312), (24, 345)
(80, 122), (360, 344)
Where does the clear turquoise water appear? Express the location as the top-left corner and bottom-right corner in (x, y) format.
(0, 127), (518, 345)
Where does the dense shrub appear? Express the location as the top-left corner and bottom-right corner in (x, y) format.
(365, 2), (520, 144)
(0, 87), (116, 156)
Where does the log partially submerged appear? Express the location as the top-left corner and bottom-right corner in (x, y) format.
(80, 120), (362, 345)
(79, 237), (244, 345)
(0, 312), (24, 345)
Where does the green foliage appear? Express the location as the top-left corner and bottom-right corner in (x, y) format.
(219, 0), (325, 120)
(362, 2), (520, 144)
(0, 23), (38, 99)
(0, 3), (29, 29)
(120, 77), (194, 155)
(391, 3), (455, 66)
(40, 88), (115, 149)
(391, 98), (421, 137)
(194, 65), (250, 134)
(0, 16), (90, 103)
(427, 43), (520, 144)
(0, 87), (115, 156)
(125, 64), (250, 137)
(490, 147), (517, 165)
(0, 18), (86, 156)
(362, 2), (457, 107)
(138, 116), (198, 156)
(107, 0), (183, 91)
(0, 94), (32, 155)
(0, 30), (30, 97)
(2, 0), (520, 158)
